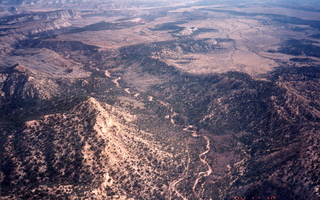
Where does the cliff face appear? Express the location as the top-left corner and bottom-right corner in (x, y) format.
(3, 18), (71, 35)
(0, 9), (79, 24)
(0, 10), (78, 53)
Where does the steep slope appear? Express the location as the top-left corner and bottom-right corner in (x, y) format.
(0, 10), (79, 24)
(1, 37), (320, 200)
(1, 63), (59, 100)
(0, 62), (97, 102)
(0, 10), (79, 53)
(117, 47), (320, 198)
(142, 67), (320, 199)
(0, 97), (187, 199)
(224, 68), (320, 200)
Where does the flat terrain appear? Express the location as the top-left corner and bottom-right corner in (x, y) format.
(1, 2), (320, 78)
(51, 3), (320, 77)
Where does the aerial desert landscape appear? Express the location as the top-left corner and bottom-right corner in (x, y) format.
(0, 0), (320, 199)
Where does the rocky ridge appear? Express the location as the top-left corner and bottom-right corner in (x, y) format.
(0, 1), (320, 199)
(1, 50), (320, 200)
(0, 97), (187, 199)
(1, 63), (59, 100)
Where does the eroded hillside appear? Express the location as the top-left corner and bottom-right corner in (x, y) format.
(1, 1), (320, 199)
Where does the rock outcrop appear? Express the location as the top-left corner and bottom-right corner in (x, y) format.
(0, 9), (79, 53)
(0, 9), (79, 24)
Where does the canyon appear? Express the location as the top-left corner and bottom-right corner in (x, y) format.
(0, 0), (320, 199)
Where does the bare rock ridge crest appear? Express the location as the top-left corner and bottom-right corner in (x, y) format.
(2, 97), (180, 199)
